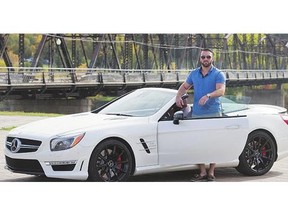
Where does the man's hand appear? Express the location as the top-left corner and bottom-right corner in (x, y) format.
(176, 82), (191, 108)
(176, 96), (184, 108)
(198, 95), (209, 106)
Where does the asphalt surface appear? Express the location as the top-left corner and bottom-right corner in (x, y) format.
(1, 115), (288, 182)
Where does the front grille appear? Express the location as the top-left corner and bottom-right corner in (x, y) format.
(5, 156), (44, 175)
(6, 136), (42, 153)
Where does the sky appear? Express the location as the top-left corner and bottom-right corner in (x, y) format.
(1, 0), (287, 34)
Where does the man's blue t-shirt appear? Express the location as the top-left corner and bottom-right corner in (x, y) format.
(186, 66), (226, 116)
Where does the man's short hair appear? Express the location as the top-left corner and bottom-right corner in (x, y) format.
(201, 48), (214, 55)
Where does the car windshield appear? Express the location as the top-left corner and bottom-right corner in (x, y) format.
(221, 95), (251, 114)
(98, 89), (175, 117)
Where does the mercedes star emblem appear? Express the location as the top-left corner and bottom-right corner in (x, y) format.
(11, 138), (22, 153)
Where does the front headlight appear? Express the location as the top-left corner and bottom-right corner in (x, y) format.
(50, 133), (85, 151)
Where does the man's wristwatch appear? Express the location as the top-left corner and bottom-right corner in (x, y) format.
(206, 93), (211, 99)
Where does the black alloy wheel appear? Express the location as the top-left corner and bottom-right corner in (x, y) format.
(88, 139), (133, 182)
(236, 130), (277, 176)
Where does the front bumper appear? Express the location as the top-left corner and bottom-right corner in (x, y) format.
(4, 135), (91, 181)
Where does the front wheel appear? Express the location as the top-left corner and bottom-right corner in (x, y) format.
(88, 139), (133, 182)
(236, 131), (277, 176)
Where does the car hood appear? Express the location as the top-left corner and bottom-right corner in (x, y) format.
(10, 112), (134, 137)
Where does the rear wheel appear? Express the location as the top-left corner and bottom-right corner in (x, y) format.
(88, 139), (133, 182)
(236, 131), (276, 176)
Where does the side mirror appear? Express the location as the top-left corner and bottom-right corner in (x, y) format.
(173, 111), (184, 125)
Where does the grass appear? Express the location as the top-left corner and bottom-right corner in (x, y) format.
(0, 126), (17, 131)
(0, 111), (63, 117)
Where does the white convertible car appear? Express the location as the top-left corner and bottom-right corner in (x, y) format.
(4, 87), (288, 181)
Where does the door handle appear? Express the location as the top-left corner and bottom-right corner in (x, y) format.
(225, 125), (240, 129)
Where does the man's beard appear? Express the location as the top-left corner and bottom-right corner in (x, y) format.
(201, 61), (212, 68)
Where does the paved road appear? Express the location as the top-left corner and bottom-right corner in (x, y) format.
(1, 115), (288, 182)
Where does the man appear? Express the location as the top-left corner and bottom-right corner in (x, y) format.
(175, 48), (226, 181)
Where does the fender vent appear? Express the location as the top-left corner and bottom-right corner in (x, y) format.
(140, 138), (150, 154)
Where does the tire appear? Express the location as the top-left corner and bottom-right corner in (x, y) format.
(88, 139), (133, 182)
(236, 131), (276, 176)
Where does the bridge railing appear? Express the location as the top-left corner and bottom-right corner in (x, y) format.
(1, 67), (288, 86)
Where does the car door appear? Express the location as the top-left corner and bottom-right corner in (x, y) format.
(157, 115), (249, 165)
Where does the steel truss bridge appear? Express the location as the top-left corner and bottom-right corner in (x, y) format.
(1, 67), (288, 100)
(1, 34), (288, 71)
(1, 33), (288, 99)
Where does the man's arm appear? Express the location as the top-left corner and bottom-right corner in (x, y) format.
(209, 83), (226, 98)
(176, 82), (192, 108)
(198, 83), (225, 106)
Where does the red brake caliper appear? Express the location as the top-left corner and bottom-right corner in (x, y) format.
(261, 147), (266, 156)
(117, 155), (122, 173)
